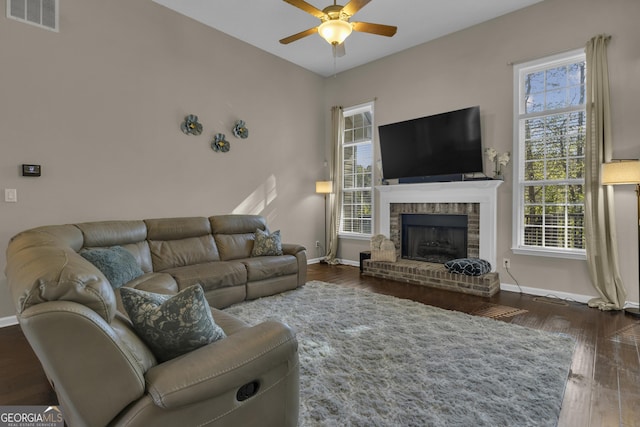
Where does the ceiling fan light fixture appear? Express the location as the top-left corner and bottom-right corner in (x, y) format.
(318, 19), (352, 45)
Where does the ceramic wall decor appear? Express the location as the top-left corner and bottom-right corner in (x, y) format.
(232, 120), (249, 139)
(211, 133), (230, 152)
(181, 114), (203, 135)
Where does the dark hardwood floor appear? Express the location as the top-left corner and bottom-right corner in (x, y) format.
(1, 263), (639, 426)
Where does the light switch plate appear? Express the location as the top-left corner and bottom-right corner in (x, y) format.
(5, 189), (17, 202)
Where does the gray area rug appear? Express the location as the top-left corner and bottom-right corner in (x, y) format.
(224, 281), (575, 427)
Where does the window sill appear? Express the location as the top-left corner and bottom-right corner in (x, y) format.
(511, 246), (587, 260)
(338, 233), (372, 241)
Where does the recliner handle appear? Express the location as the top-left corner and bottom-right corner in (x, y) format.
(236, 381), (260, 402)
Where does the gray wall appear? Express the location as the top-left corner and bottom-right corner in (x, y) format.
(0, 0), (326, 319)
(326, 0), (640, 303)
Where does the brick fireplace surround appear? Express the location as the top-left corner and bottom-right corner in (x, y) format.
(363, 180), (503, 297)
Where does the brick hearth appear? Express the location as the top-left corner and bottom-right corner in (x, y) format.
(362, 259), (500, 297)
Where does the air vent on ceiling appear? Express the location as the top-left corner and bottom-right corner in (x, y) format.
(7, 0), (58, 32)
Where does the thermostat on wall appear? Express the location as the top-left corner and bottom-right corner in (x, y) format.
(22, 164), (41, 177)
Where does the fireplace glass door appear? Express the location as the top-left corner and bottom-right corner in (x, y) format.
(401, 214), (468, 263)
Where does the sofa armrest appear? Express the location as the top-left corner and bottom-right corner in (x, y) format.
(144, 320), (298, 409)
(282, 243), (305, 255)
(282, 244), (307, 286)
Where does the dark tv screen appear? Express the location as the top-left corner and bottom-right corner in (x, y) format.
(378, 106), (483, 180)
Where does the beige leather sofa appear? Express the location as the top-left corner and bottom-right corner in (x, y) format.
(5, 214), (304, 427)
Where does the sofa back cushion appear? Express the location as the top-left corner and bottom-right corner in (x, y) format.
(145, 217), (220, 271)
(77, 221), (153, 273)
(210, 215), (267, 261)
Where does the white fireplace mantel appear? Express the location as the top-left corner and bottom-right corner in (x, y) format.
(376, 180), (503, 269)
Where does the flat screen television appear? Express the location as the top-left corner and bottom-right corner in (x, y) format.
(378, 106), (483, 181)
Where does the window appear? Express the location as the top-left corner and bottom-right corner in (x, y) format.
(340, 103), (374, 237)
(513, 50), (586, 259)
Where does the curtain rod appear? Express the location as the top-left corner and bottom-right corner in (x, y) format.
(508, 35), (611, 66)
(330, 97), (377, 111)
(507, 46), (584, 66)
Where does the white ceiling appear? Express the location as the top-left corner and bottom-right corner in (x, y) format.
(152, 0), (542, 77)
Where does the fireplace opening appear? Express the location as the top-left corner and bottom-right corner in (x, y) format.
(401, 214), (468, 263)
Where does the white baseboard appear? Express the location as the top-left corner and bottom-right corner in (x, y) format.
(500, 282), (594, 304)
(0, 315), (18, 328)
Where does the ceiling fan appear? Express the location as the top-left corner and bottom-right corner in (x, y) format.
(279, 0), (397, 57)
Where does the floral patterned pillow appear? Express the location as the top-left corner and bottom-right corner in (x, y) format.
(251, 228), (283, 257)
(120, 284), (226, 362)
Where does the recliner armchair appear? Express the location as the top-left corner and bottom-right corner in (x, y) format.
(5, 221), (299, 427)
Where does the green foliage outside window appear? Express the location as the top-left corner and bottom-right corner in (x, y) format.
(518, 56), (586, 252)
(341, 107), (373, 236)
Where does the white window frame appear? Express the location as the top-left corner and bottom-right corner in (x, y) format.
(512, 49), (587, 260)
(338, 102), (374, 239)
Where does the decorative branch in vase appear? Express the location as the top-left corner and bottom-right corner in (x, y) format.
(485, 148), (510, 180)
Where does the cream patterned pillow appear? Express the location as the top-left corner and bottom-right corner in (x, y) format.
(251, 228), (283, 256)
(120, 284), (226, 362)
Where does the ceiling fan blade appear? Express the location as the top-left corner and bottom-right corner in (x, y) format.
(351, 21), (397, 37)
(333, 42), (346, 58)
(282, 0), (325, 19)
(342, 0), (371, 17)
(279, 27), (318, 44)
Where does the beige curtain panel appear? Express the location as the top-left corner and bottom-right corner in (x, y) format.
(326, 106), (343, 264)
(584, 34), (627, 311)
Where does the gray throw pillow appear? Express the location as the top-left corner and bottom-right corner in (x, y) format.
(444, 258), (492, 276)
(120, 284), (226, 362)
(80, 246), (144, 289)
(251, 228), (283, 256)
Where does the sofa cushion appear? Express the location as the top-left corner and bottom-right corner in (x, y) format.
(241, 255), (298, 282)
(209, 215), (266, 234)
(120, 285), (226, 362)
(149, 235), (220, 271)
(251, 229), (283, 257)
(214, 233), (255, 261)
(80, 246), (144, 289)
(444, 258), (492, 276)
(145, 217), (212, 240)
(163, 261), (247, 293)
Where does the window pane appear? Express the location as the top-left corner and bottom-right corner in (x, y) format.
(544, 185), (566, 204)
(568, 158), (584, 179)
(526, 71), (545, 94)
(567, 185), (584, 203)
(545, 88), (566, 110)
(545, 205), (566, 226)
(524, 227), (543, 246)
(340, 106), (374, 236)
(568, 62), (586, 86)
(544, 227), (565, 248)
(524, 186), (543, 204)
(524, 205), (543, 225)
(516, 54), (586, 253)
(546, 159), (567, 180)
(525, 161), (544, 181)
(546, 66), (567, 90)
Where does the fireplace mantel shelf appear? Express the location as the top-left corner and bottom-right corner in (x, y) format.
(376, 180), (503, 270)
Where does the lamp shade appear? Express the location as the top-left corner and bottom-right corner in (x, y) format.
(316, 181), (333, 194)
(318, 19), (352, 45)
(601, 160), (640, 185)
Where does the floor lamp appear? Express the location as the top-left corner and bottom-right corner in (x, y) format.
(601, 159), (640, 317)
(315, 181), (333, 262)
